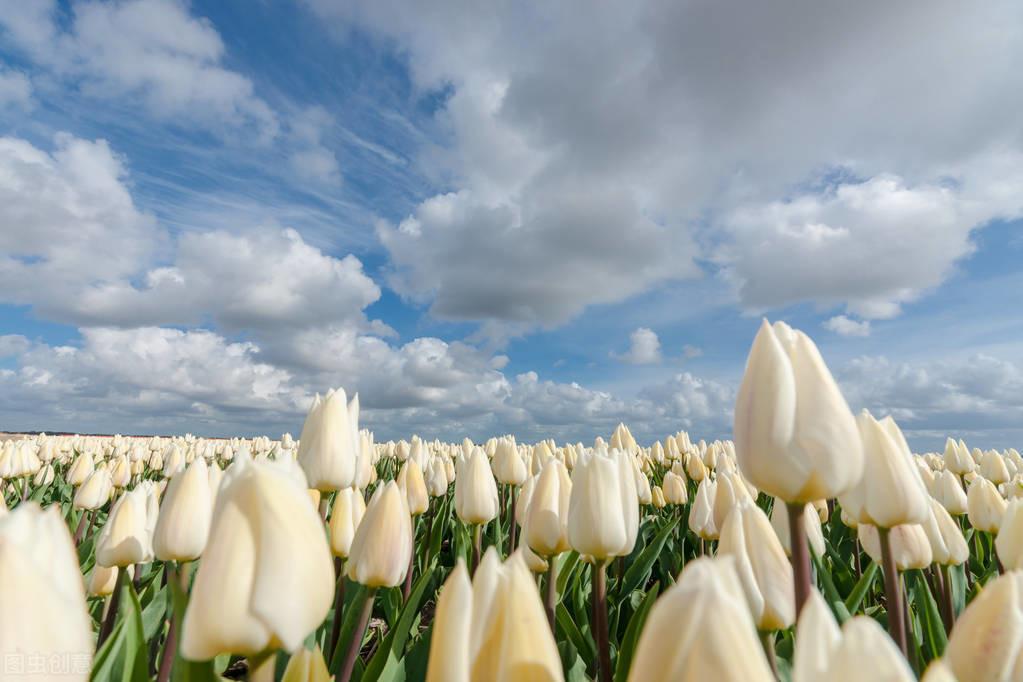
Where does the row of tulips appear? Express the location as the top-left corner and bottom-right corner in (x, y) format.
(1, 319), (1022, 680)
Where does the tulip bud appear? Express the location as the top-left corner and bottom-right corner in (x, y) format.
(945, 570), (1023, 681)
(426, 560), (472, 682)
(154, 458), (212, 562)
(296, 389), (359, 491)
(346, 481), (413, 587)
(568, 448), (639, 560)
(627, 556), (774, 681)
(689, 477), (718, 541)
(792, 589), (840, 682)
(492, 439), (527, 486)
(74, 468), (113, 510)
(650, 485), (667, 509)
(839, 412), (929, 528)
(770, 498), (825, 558)
(33, 463), (55, 487)
(713, 471), (754, 532)
(397, 459), (429, 516)
(933, 470), (968, 516)
(88, 564), (132, 597)
(456, 447), (500, 526)
(920, 661), (957, 682)
(329, 487), (366, 558)
(523, 458), (571, 558)
(180, 455), (334, 659)
(826, 617), (915, 681)
(923, 497), (969, 566)
(718, 499), (795, 631)
(96, 485), (155, 567)
(662, 471), (688, 505)
(734, 320), (863, 503)
(0, 503), (94, 678)
(68, 451), (95, 485)
(858, 523), (932, 570)
(968, 477), (1007, 533)
(281, 645), (331, 682)
(997, 499), (1023, 571)
(980, 450), (1010, 485)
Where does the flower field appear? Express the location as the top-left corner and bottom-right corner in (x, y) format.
(1, 319), (1020, 681)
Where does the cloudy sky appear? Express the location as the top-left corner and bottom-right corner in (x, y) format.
(1, 0), (1021, 450)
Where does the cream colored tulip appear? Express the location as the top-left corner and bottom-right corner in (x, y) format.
(944, 438), (976, 476)
(689, 477), (718, 541)
(180, 455), (334, 659)
(858, 523), (933, 570)
(281, 645), (331, 682)
(734, 319), (862, 503)
(627, 556), (774, 682)
(920, 661), (957, 682)
(455, 448), (500, 526)
(662, 471), (687, 505)
(997, 499), (1023, 571)
(68, 451), (95, 485)
(74, 467), (113, 510)
(923, 497), (969, 566)
(492, 439), (528, 486)
(523, 458), (571, 557)
(426, 560), (472, 682)
(329, 487), (366, 558)
(346, 481), (413, 588)
(826, 616), (915, 681)
(792, 590), (840, 682)
(718, 499), (795, 630)
(0, 503), (94, 679)
(934, 470), (969, 516)
(650, 485), (667, 509)
(770, 499), (825, 558)
(296, 389), (359, 491)
(96, 485), (155, 567)
(567, 448), (639, 560)
(945, 570), (1023, 682)
(968, 477), (1007, 533)
(980, 450), (1010, 485)
(87, 564), (127, 597)
(839, 412), (929, 528)
(398, 458), (430, 516)
(713, 471), (754, 532)
(154, 457), (212, 562)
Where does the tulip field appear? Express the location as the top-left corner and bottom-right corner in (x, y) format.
(3, 319), (1023, 682)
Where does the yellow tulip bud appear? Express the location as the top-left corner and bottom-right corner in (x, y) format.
(281, 645), (331, 682)
(398, 459), (430, 516)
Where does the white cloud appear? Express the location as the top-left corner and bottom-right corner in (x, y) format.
(615, 327), (663, 364)
(682, 345), (703, 359)
(0, 68), (32, 110)
(306, 0), (1023, 327)
(824, 315), (871, 337)
(0, 0), (278, 137)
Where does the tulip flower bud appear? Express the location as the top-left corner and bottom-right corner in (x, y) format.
(920, 661), (957, 682)
(689, 477), (718, 540)
(858, 523), (932, 570)
(281, 645), (331, 682)
(627, 556), (774, 681)
(686, 451), (708, 481)
(346, 481), (413, 588)
(839, 412), (929, 528)
(154, 457), (212, 562)
(0, 503), (94, 679)
(734, 320), (863, 503)
(397, 459), (429, 516)
(945, 570), (1023, 681)
(967, 477), (1007, 533)
(662, 471), (688, 505)
(827, 617), (915, 681)
(568, 448), (639, 560)
(523, 458), (571, 558)
(426, 559), (472, 682)
(68, 451), (95, 485)
(329, 487), (366, 558)
(492, 438), (528, 486)
(181, 455), (334, 659)
(297, 389), (359, 491)
(718, 499), (795, 631)
(997, 499), (1023, 571)
(88, 564), (132, 597)
(980, 450), (1010, 485)
(110, 455), (132, 488)
(769, 498), (825, 558)
(923, 498), (969, 566)
(455, 447), (500, 526)
(792, 590), (840, 682)
(650, 485), (667, 509)
(634, 467), (652, 505)
(33, 463), (55, 487)
(96, 485), (155, 567)
(713, 471), (754, 532)
(74, 468), (112, 510)
(934, 470), (968, 516)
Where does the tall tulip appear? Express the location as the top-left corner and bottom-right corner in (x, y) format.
(154, 457), (212, 562)
(455, 447), (500, 573)
(297, 389), (359, 492)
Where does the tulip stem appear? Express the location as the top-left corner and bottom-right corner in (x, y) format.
(471, 524), (483, 576)
(98, 565), (128, 648)
(73, 510), (90, 546)
(328, 558), (346, 667)
(508, 485), (518, 555)
(878, 527), (908, 658)
(338, 586), (376, 682)
(787, 502), (812, 617)
(21, 476), (29, 501)
(592, 562), (612, 682)
(940, 564), (956, 629)
(544, 558), (559, 635)
(156, 562), (188, 682)
(402, 545), (415, 601)
(760, 631), (779, 680)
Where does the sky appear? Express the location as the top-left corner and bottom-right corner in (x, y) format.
(0, 0), (1021, 450)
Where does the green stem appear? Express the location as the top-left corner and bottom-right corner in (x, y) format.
(544, 557), (558, 635)
(338, 587), (376, 682)
(592, 562), (611, 682)
(787, 502), (812, 617)
(97, 565), (128, 648)
(879, 527), (908, 657)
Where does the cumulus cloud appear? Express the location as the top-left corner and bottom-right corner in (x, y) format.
(307, 0), (1023, 327)
(0, 0), (278, 137)
(615, 327), (663, 364)
(824, 315), (871, 337)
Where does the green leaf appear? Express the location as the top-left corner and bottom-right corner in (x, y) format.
(557, 603), (597, 668)
(811, 551), (849, 623)
(89, 582), (148, 682)
(613, 582), (660, 682)
(362, 561), (437, 682)
(619, 518), (678, 597)
(329, 584), (371, 676)
(557, 552), (581, 596)
(844, 562), (879, 614)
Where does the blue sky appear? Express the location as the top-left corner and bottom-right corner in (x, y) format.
(1, 0), (1022, 450)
